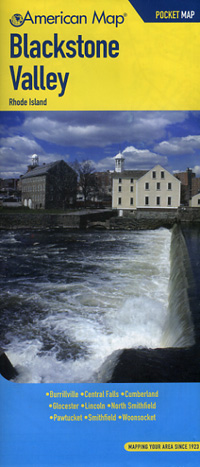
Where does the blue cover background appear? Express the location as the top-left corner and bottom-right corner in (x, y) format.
(0, 376), (200, 466)
(0, 1), (200, 465)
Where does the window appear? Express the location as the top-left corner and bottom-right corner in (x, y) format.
(118, 178), (122, 184)
(145, 182), (149, 190)
(130, 178), (134, 184)
(130, 186), (133, 192)
(118, 186), (122, 192)
(156, 197), (160, 205)
(152, 171), (156, 179)
(145, 196), (149, 205)
(168, 182), (172, 190)
(130, 198), (133, 205)
(161, 171), (165, 179)
(118, 197), (121, 205)
(198, 199), (200, 205)
(168, 197), (171, 206)
(156, 182), (160, 190)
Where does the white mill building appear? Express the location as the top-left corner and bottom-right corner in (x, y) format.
(112, 152), (181, 213)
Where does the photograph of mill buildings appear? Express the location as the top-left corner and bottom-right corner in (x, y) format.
(0, 111), (200, 383)
(1, 152), (200, 213)
(1, 110), (200, 218)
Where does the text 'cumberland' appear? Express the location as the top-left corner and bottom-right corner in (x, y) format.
(9, 33), (120, 97)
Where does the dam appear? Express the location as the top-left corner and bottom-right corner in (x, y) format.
(0, 224), (199, 383)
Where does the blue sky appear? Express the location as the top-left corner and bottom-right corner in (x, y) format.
(0, 111), (200, 179)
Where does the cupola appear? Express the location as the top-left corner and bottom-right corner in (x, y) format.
(114, 152), (125, 173)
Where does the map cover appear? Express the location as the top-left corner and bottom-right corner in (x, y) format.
(0, 1), (200, 466)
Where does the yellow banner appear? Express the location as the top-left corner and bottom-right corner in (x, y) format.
(124, 442), (200, 452)
(0, 0), (200, 110)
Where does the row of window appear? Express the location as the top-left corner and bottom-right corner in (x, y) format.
(118, 171), (166, 184)
(145, 182), (172, 190)
(118, 186), (134, 192)
(118, 197), (134, 205)
(118, 182), (172, 192)
(118, 196), (173, 206)
(152, 170), (165, 179)
(23, 184), (45, 192)
(23, 199), (43, 208)
(145, 196), (172, 206)
(118, 178), (134, 184)
(24, 194), (44, 202)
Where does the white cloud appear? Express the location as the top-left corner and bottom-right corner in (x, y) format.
(0, 135), (70, 178)
(154, 135), (200, 156)
(0, 136), (43, 177)
(95, 146), (168, 171)
(192, 165), (200, 176)
(1, 111), (199, 178)
(0, 135), (41, 156)
(122, 146), (167, 167)
(22, 111), (190, 148)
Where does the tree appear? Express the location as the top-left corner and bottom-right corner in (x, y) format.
(47, 161), (77, 209)
(73, 160), (97, 208)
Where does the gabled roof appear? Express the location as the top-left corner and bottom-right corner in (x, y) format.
(191, 192), (200, 199)
(21, 160), (63, 179)
(112, 170), (148, 179)
(137, 164), (181, 183)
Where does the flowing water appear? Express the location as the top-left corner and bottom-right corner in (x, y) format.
(0, 226), (197, 383)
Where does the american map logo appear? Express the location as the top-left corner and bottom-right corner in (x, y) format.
(10, 14), (24, 27)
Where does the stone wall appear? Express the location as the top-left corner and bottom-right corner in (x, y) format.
(109, 210), (176, 230)
(177, 207), (200, 223)
(0, 212), (64, 229)
(108, 208), (200, 230)
(0, 210), (116, 230)
(0, 208), (199, 230)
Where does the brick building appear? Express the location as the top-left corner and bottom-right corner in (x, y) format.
(174, 168), (200, 204)
(21, 160), (77, 209)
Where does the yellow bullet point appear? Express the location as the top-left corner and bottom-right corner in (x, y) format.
(50, 416), (53, 420)
(46, 393), (49, 396)
(49, 404), (52, 408)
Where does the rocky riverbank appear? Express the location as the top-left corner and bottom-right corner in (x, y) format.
(0, 209), (116, 230)
(109, 208), (200, 230)
(0, 207), (199, 230)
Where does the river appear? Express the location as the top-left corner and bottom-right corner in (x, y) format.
(0, 225), (199, 383)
